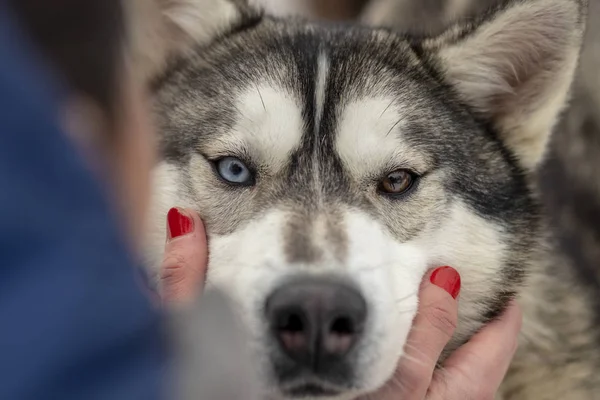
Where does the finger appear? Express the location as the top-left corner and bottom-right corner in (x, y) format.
(368, 266), (461, 399)
(161, 207), (208, 304)
(428, 300), (522, 400)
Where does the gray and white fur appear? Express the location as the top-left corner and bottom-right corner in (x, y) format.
(127, 0), (599, 398)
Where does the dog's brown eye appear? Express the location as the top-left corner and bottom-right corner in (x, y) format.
(379, 170), (414, 195)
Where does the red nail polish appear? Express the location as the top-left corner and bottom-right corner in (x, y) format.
(430, 266), (461, 299)
(167, 207), (194, 239)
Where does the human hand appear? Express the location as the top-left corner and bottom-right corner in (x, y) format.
(160, 207), (208, 304)
(360, 266), (522, 400)
(159, 208), (261, 399)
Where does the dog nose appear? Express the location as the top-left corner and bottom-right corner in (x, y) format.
(265, 277), (367, 371)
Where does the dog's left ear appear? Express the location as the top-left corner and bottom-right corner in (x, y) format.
(424, 0), (588, 170)
(126, 0), (259, 84)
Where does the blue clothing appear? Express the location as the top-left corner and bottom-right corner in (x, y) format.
(0, 6), (166, 400)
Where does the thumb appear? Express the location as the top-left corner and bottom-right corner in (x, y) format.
(161, 207), (208, 304)
(359, 267), (461, 400)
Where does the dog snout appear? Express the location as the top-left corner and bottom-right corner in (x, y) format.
(265, 277), (367, 373)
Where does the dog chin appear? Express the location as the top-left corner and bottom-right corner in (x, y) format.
(267, 387), (362, 400)
(266, 381), (390, 400)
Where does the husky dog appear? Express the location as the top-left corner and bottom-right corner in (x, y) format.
(131, 0), (599, 398)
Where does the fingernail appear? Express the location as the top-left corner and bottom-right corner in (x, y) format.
(430, 266), (461, 299)
(167, 207), (194, 240)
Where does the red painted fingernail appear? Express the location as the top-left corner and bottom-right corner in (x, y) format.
(430, 266), (461, 299)
(167, 207), (194, 240)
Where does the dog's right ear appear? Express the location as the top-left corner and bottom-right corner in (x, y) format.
(126, 0), (259, 84)
(421, 0), (587, 171)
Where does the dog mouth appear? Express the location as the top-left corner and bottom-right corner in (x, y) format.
(282, 381), (344, 398)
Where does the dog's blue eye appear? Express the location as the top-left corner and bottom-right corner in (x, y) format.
(216, 157), (253, 185)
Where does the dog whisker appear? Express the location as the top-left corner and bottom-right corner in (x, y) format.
(378, 99), (395, 119)
(255, 84), (266, 111)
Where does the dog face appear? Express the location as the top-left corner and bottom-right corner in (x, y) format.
(136, 0), (587, 398)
